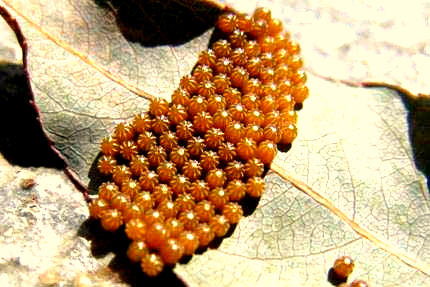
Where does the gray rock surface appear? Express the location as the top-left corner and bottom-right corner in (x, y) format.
(0, 155), (122, 286)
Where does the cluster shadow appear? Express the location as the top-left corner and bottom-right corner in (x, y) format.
(94, 0), (225, 47)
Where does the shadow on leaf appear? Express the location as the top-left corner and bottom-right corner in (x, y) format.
(401, 91), (430, 191)
(94, 0), (224, 47)
(367, 85), (430, 191)
(0, 63), (66, 169)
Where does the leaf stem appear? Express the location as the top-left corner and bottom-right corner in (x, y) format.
(270, 160), (430, 277)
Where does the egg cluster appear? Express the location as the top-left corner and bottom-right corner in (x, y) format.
(88, 7), (308, 276)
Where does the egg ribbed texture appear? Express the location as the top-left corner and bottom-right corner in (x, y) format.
(88, 7), (308, 277)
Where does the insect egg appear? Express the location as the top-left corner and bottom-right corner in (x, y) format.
(198, 80), (217, 98)
(268, 18), (283, 35)
(226, 180), (246, 202)
(213, 73), (231, 93)
(175, 194), (196, 213)
(213, 110), (231, 131)
(127, 240), (148, 263)
(157, 161), (177, 183)
(129, 155), (149, 177)
(97, 155), (117, 175)
(217, 13), (237, 33)
(145, 222), (170, 250)
(242, 93), (259, 110)
(88, 198), (109, 219)
(149, 98), (169, 117)
(194, 200), (215, 222)
(231, 48), (247, 66)
(244, 109), (265, 126)
(186, 137), (206, 158)
(136, 131), (156, 152)
(260, 52), (274, 67)
(207, 94), (226, 115)
(279, 123), (297, 145)
(165, 218), (184, 238)
(111, 193), (131, 213)
(253, 7), (272, 21)
(230, 66), (249, 89)
(182, 160), (202, 181)
(244, 158), (264, 177)
(133, 191), (154, 211)
(119, 140), (138, 160)
(112, 165), (131, 185)
(291, 84), (309, 104)
(209, 215), (230, 237)
(169, 175), (191, 196)
(189, 180), (209, 201)
(132, 113), (152, 133)
(222, 202), (243, 224)
(236, 138), (257, 161)
(198, 49), (217, 67)
(212, 39), (232, 58)
(176, 121), (195, 141)
(158, 200), (178, 219)
(229, 29), (247, 48)
(180, 75), (198, 94)
(193, 64), (213, 82)
(151, 184), (173, 205)
(215, 57), (233, 75)
(245, 124), (264, 142)
(243, 77), (261, 94)
(195, 223), (215, 247)
(200, 150), (220, 171)
(100, 136), (119, 156)
(237, 13), (252, 32)
(141, 253), (164, 277)
(204, 128), (224, 149)
(114, 122), (134, 142)
(256, 140), (277, 165)
(246, 177), (265, 198)
(121, 179), (140, 200)
(147, 146), (167, 167)
(171, 88), (191, 106)
(167, 104), (187, 125)
(143, 209), (165, 226)
(123, 203), (144, 223)
(178, 231), (199, 256)
(139, 170), (159, 192)
(100, 209), (123, 232)
(208, 188), (229, 210)
(223, 87), (241, 106)
(193, 111), (213, 134)
(151, 115), (170, 135)
(160, 238), (185, 265)
(225, 122), (243, 144)
(98, 181), (119, 202)
(250, 19), (268, 38)
(125, 218), (147, 241)
(259, 95), (278, 114)
(224, 161), (244, 181)
(206, 169), (226, 189)
(217, 142), (237, 162)
(333, 256), (355, 279)
(178, 210), (200, 230)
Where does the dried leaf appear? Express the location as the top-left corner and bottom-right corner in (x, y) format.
(1, 0), (429, 286)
